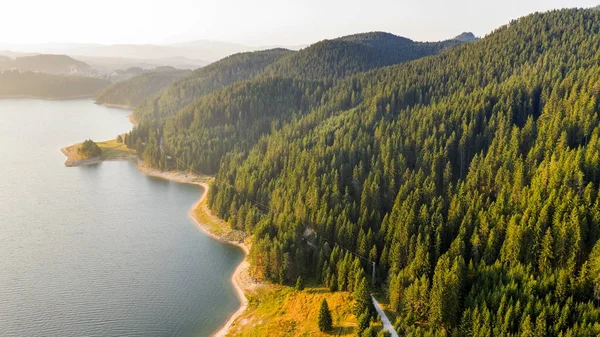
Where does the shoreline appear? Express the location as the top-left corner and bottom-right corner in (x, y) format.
(134, 163), (253, 337)
(61, 145), (253, 337)
(94, 102), (135, 110)
(92, 102), (138, 126)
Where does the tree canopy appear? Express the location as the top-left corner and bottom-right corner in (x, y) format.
(126, 8), (600, 336)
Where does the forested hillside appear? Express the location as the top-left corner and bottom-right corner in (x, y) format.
(94, 69), (191, 108)
(126, 33), (465, 174)
(0, 71), (109, 98)
(204, 9), (600, 336)
(0, 54), (91, 74)
(132, 48), (293, 125)
(123, 8), (600, 336)
(265, 32), (461, 80)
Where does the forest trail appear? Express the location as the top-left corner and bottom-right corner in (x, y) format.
(371, 296), (398, 337)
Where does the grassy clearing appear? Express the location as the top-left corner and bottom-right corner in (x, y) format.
(96, 138), (136, 160)
(226, 283), (367, 337)
(64, 138), (136, 163)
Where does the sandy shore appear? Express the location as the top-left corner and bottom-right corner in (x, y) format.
(61, 146), (255, 337)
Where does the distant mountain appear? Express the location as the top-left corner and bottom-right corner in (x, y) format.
(453, 32), (479, 42)
(0, 54), (91, 74)
(94, 68), (192, 108)
(0, 70), (108, 99)
(76, 55), (208, 74)
(265, 31), (463, 79)
(0, 40), (304, 67)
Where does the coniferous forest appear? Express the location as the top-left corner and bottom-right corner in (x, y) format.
(125, 9), (600, 336)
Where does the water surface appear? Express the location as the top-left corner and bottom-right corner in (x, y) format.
(0, 99), (243, 337)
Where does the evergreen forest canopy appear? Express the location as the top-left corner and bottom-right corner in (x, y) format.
(264, 32), (462, 80)
(125, 8), (600, 336)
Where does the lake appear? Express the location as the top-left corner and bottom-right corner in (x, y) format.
(0, 99), (243, 337)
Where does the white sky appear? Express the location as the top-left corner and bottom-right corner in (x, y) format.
(0, 0), (597, 46)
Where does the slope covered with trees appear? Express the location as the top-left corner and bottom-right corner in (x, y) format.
(126, 33), (467, 175)
(0, 71), (109, 98)
(127, 77), (329, 173)
(265, 32), (461, 80)
(131, 48), (293, 125)
(202, 9), (600, 336)
(94, 68), (191, 108)
(0, 54), (91, 74)
(121, 8), (600, 335)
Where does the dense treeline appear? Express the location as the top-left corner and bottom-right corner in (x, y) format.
(0, 70), (109, 99)
(94, 69), (191, 108)
(265, 32), (461, 80)
(203, 9), (600, 336)
(127, 77), (330, 173)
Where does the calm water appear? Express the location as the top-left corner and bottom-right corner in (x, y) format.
(0, 99), (243, 337)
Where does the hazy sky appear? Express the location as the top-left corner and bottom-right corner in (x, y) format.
(2, 0), (598, 46)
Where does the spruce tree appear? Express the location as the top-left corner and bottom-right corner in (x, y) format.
(318, 299), (333, 332)
(295, 276), (304, 291)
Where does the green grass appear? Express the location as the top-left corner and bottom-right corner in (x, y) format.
(96, 138), (136, 160)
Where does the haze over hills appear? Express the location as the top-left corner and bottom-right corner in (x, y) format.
(76, 55), (208, 73)
(94, 68), (192, 108)
(0, 71), (108, 98)
(131, 48), (294, 125)
(0, 54), (91, 74)
(0, 39), (303, 65)
(0, 32), (474, 72)
(122, 31), (472, 136)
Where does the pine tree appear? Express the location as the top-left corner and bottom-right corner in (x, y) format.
(538, 228), (554, 273)
(318, 299), (333, 332)
(295, 276), (304, 291)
